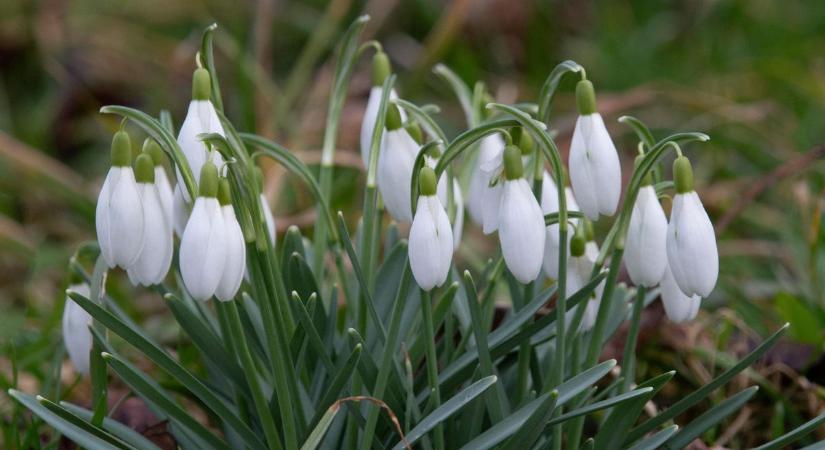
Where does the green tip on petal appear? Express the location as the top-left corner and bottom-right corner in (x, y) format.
(199, 161), (219, 197)
(386, 104), (402, 131)
(584, 219), (594, 242)
(142, 139), (165, 167)
(218, 178), (232, 205)
(134, 154), (155, 183)
(575, 79), (596, 115)
(570, 226), (586, 257)
(419, 166), (437, 196)
(372, 51), (391, 86)
(503, 145), (524, 180)
(405, 120), (423, 144)
(634, 154), (653, 186)
(111, 130), (132, 167)
(511, 127), (533, 155)
(673, 155), (694, 193)
(192, 68), (212, 101)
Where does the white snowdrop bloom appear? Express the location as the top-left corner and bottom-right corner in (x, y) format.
(260, 193), (277, 246)
(143, 139), (173, 229)
(180, 162), (227, 301)
(625, 183), (668, 287)
(450, 179), (464, 249)
(63, 284), (92, 375)
(666, 156), (718, 297)
(467, 133), (505, 226)
(360, 51), (405, 168)
(127, 154), (173, 286)
(660, 263), (701, 323)
(377, 105), (418, 223)
(96, 130), (145, 269)
(568, 80), (622, 220)
(497, 146), (545, 283)
(541, 171), (580, 279)
(409, 168), (453, 290)
(172, 185), (190, 238)
(216, 180), (246, 301)
(176, 68), (225, 202)
(565, 229), (604, 332)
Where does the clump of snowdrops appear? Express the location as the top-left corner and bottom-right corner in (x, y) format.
(11, 17), (825, 450)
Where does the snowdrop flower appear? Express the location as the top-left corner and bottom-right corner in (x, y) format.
(624, 162), (668, 287)
(127, 154), (173, 286)
(660, 263), (701, 323)
(215, 179), (246, 301)
(96, 130), (144, 269)
(498, 145), (545, 283)
(180, 161), (227, 301)
(568, 80), (622, 220)
(63, 283), (92, 375)
(377, 104), (418, 223)
(467, 133), (505, 227)
(172, 185), (190, 238)
(142, 139), (173, 228)
(360, 51), (405, 167)
(177, 68), (225, 202)
(409, 167), (453, 290)
(541, 171), (580, 279)
(666, 155), (718, 297)
(565, 227), (604, 331)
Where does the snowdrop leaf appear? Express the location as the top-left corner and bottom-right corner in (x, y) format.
(625, 425), (679, 450)
(433, 63), (474, 126)
(661, 387), (758, 449)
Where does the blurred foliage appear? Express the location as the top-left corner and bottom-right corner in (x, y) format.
(2, 0), (825, 446)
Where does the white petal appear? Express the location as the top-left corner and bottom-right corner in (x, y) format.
(666, 192), (718, 297)
(180, 198), (227, 301)
(216, 205), (246, 301)
(377, 128), (418, 223)
(130, 183), (173, 285)
(155, 166), (174, 230)
(451, 179), (464, 249)
(173, 185), (191, 238)
(104, 168), (145, 268)
(63, 284), (92, 375)
(360, 88), (403, 168)
(541, 177), (580, 278)
(409, 196), (453, 290)
(498, 179), (545, 283)
(481, 182), (503, 234)
(568, 114), (621, 220)
(660, 264), (701, 323)
(260, 194), (277, 246)
(176, 100), (225, 201)
(95, 169), (115, 267)
(625, 186), (668, 287)
(468, 134), (505, 226)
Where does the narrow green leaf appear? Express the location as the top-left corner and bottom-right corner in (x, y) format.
(500, 390), (558, 450)
(59, 402), (163, 450)
(546, 388), (653, 426)
(432, 63), (474, 126)
(625, 425), (679, 450)
(301, 403), (341, 450)
(752, 412), (825, 450)
(662, 387), (759, 449)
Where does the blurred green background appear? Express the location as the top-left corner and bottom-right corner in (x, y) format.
(2, 0), (825, 446)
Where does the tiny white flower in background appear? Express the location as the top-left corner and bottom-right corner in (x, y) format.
(666, 155), (718, 297)
(180, 161), (227, 301)
(143, 139), (173, 229)
(660, 263), (701, 323)
(497, 145), (545, 283)
(377, 105), (418, 223)
(63, 284), (92, 375)
(216, 179), (246, 301)
(409, 167), (453, 290)
(127, 154), (173, 286)
(467, 133), (505, 226)
(541, 171), (580, 279)
(568, 79), (622, 221)
(177, 68), (225, 202)
(565, 227), (604, 332)
(96, 130), (145, 269)
(625, 176), (668, 287)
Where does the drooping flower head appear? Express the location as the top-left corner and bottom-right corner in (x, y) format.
(565, 224), (604, 332)
(377, 104), (418, 223)
(361, 51), (405, 168)
(215, 178), (246, 301)
(541, 170), (580, 279)
(127, 153), (173, 286)
(497, 144), (545, 283)
(568, 79), (622, 220)
(180, 161), (227, 301)
(409, 167), (453, 290)
(467, 133), (505, 227)
(142, 138), (173, 228)
(624, 155), (668, 287)
(63, 283), (92, 375)
(660, 263), (701, 323)
(96, 130), (145, 269)
(666, 154), (718, 297)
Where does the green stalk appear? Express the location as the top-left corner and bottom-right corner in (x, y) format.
(218, 301), (283, 450)
(88, 255), (108, 427)
(515, 282), (534, 405)
(620, 286), (646, 393)
(420, 289), (444, 450)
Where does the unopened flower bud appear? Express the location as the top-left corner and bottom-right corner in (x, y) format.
(409, 167), (453, 290)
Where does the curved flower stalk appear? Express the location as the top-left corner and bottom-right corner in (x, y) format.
(180, 161), (227, 301)
(361, 51), (405, 168)
(660, 263), (701, 323)
(96, 130), (145, 269)
(216, 179), (246, 301)
(409, 167), (453, 290)
(666, 155), (718, 297)
(62, 283), (92, 375)
(467, 133), (505, 227)
(142, 139), (173, 228)
(624, 160), (668, 287)
(568, 79), (622, 220)
(177, 67), (226, 202)
(127, 154), (173, 286)
(541, 170), (580, 279)
(377, 104), (418, 223)
(498, 145), (545, 283)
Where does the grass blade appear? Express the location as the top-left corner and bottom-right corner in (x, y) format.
(662, 387), (759, 449)
(625, 425), (679, 450)
(752, 412), (825, 450)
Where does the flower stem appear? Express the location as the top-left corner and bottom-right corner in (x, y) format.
(620, 286), (646, 393)
(420, 289), (444, 450)
(89, 255), (108, 427)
